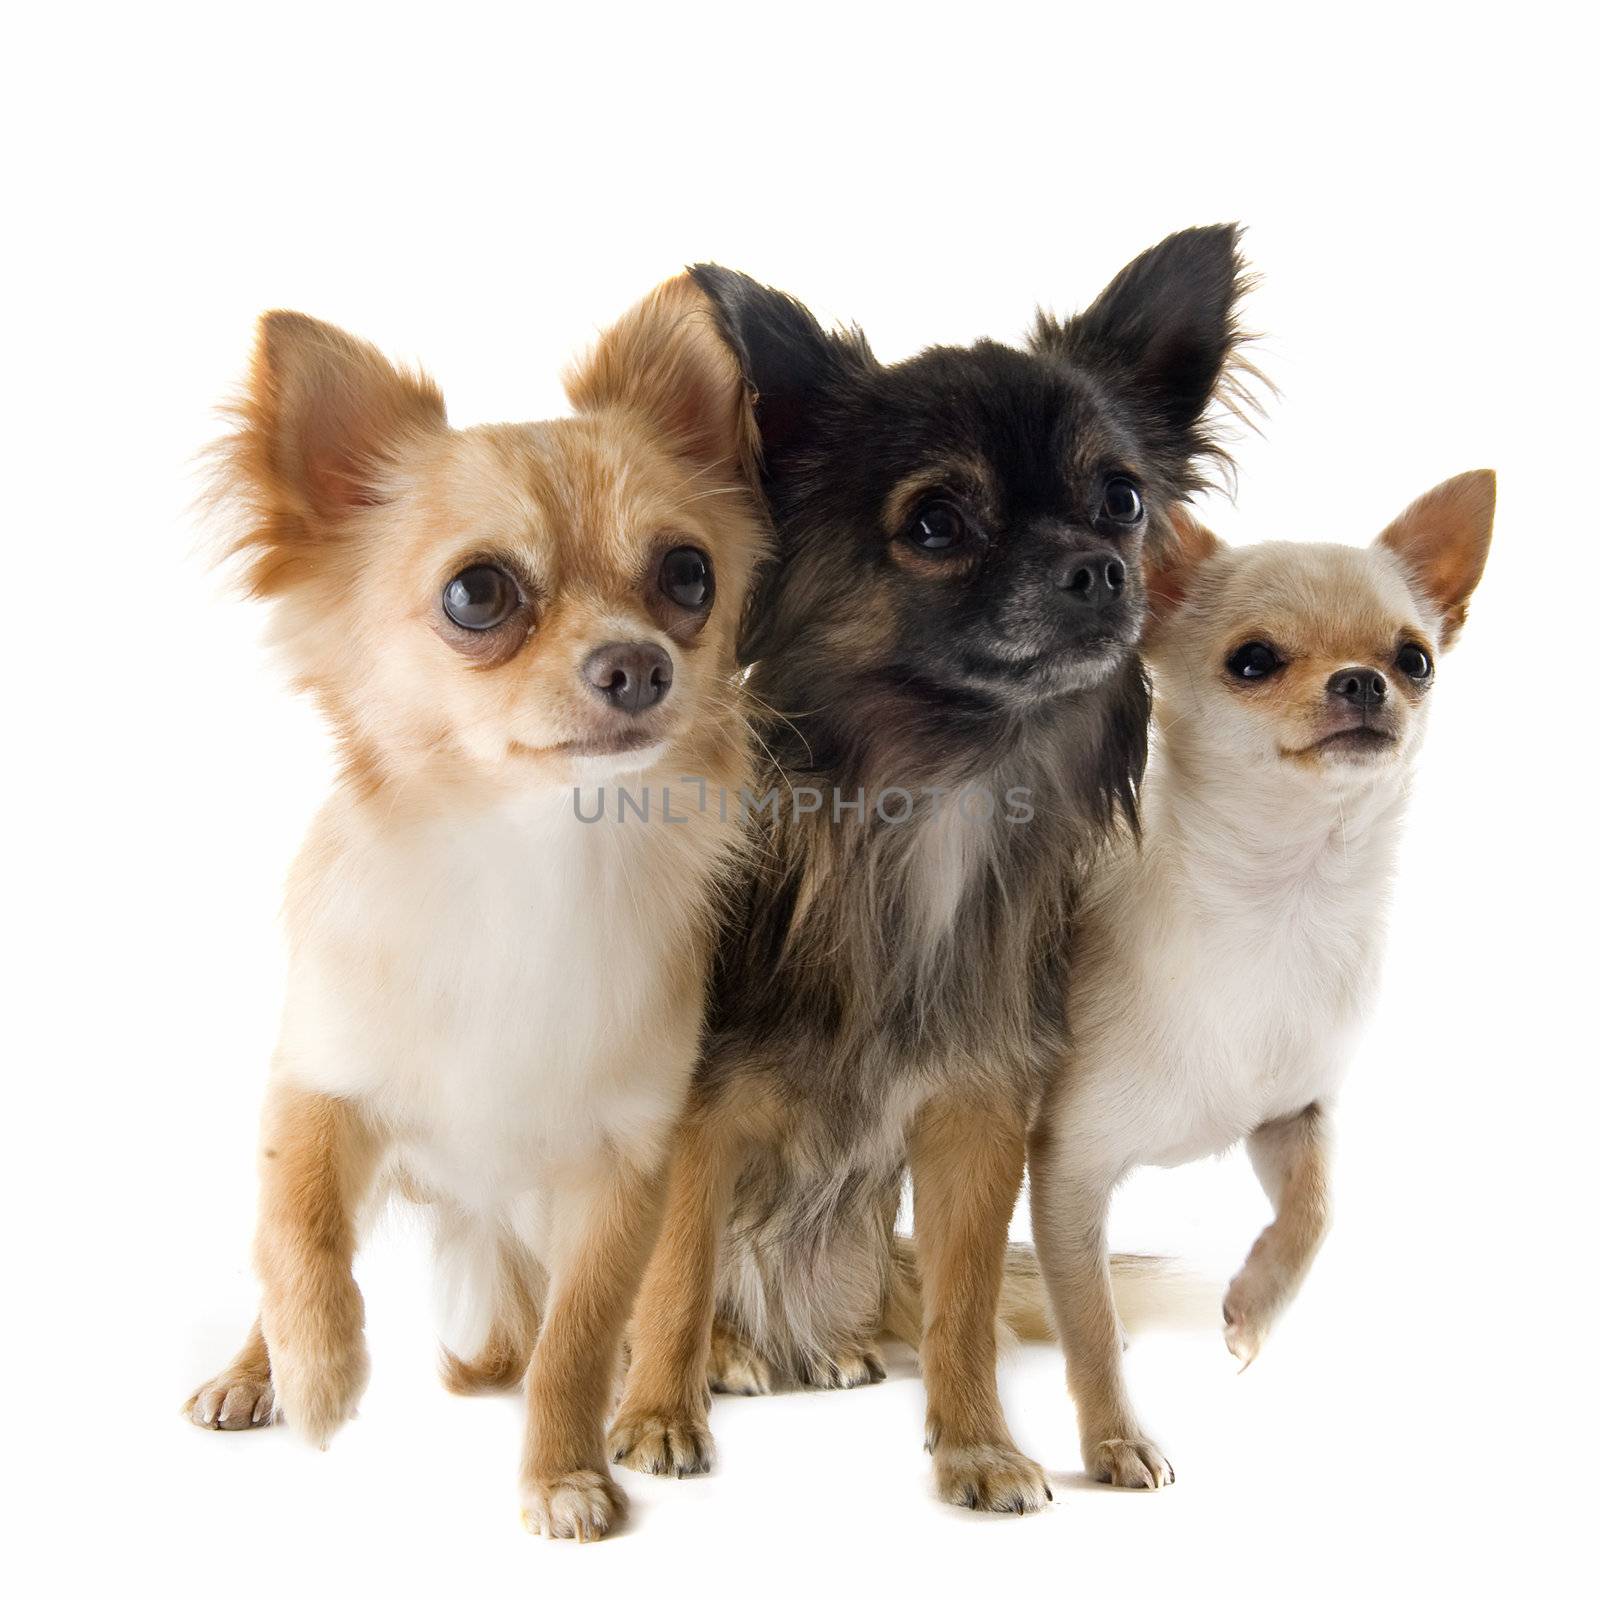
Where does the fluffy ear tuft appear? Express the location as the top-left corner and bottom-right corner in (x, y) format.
(565, 274), (757, 484)
(1144, 505), (1226, 633)
(213, 312), (445, 595)
(1033, 224), (1258, 487)
(687, 264), (872, 462)
(1375, 469), (1495, 647)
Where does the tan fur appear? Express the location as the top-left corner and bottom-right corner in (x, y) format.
(205, 284), (764, 800)
(209, 312), (447, 600)
(1376, 469), (1495, 645)
(439, 1247), (543, 1395)
(1222, 1104), (1331, 1367)
(257, 1083), (385, 1443)
(906, 1095), (1050, 1513)
(185, 279), (766, 1542)
(564, 274), (761, 494)
(520, 1158), (668, 1539)
(706, 1317), (780, 1396)
(1145, 504), (1224, 622)
(608, 1087), (782, 1476)
(883, 1239), (1055, 1346)
(187, 1082), (382, 1441)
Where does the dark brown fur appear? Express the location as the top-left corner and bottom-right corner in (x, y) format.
(611, 229), (1259, 1512)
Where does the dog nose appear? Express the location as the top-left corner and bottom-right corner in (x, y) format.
(581, 642), (673, 714)
(1057, 553), (1127, 607)
(1326, 667), (1387, 708)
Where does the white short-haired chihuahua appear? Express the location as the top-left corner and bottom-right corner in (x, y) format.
(1028, 471), (1495, 1488)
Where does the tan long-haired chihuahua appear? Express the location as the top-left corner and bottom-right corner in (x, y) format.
(183, 277), (764, 1541)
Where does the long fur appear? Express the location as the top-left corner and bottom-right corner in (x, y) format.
(186, 277), (767, 1542)
(690, 228), (1260, 1382)
(602, 232), (1266, 1516)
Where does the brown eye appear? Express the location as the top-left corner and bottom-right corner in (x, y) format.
(659, 546), (713, 610)
(1396, 643), (1432, 680)
(443, 565), (518, 630)
(904, 500), (971, 553)
(1101, 477), (1144, 525)
(1226, 641), (1282, 681)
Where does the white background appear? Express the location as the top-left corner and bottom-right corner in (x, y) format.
(6, 5), (1595, 1596)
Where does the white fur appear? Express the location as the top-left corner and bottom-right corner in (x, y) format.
(1037, 537), (1440, 1198)
(277, 771), (722, 1346)
(1027, 519), (1485, 1485)
(1055, 748), (1406, 1180)
(1026, 711), (1413, 1478)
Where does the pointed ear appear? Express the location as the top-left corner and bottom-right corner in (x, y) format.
(1144, 505), (1225, 632)
(565, 273), (757, 483)
(256, 313), (445, 522)
(1033, 224), (1252, 469)
(1375, 469), (1495, 647)
(687, 263), (872, 461)
(215, 312), (445, 593)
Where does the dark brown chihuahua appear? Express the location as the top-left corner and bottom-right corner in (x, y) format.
(609, 227), (1257, 1513)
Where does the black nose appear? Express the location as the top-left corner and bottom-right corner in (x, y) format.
(1327, 667), (1387, 708)
(1057, 553), (1127, 607)
(581, 642), (673, 714)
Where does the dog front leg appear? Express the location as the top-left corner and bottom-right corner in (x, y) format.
(1224, 1101), (1333, 1367)
(250, 1079), (383, 1447)
(608, 1102), (741, 1478)
(519, 1153), (667, 1541)
(909, 1094), (1050, 1514)
(1028, 1122), (1172, 1488)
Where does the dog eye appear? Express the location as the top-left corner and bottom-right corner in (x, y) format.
(659, 546), (714, 610)
(443, 565), (519, 630)
(904, 501), (971, 553)
(1396, 643), (1432, 680)
(1101, 478), (1144, 525)
(1226, 641), (1282, 681)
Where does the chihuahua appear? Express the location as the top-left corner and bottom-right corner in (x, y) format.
(183, 277), (765, 1540)
(1028, 472), (1495, 1488)
(608, 228), (1255, 1513)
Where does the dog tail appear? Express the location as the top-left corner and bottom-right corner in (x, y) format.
(882, 1236), (1194, 1347)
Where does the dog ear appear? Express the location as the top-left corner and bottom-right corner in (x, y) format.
(688, 264), (872, 462)
(565, 273), (757, 484)
(1375, 469), (1495, 647)
(1144, 505), (1225, 633)
(1033, 224), (1251, 470)
(214, 312), (446, 595)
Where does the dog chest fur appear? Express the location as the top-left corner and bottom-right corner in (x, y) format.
(1063, 753), (1407, 1172)
(277, 782), (720, 1214)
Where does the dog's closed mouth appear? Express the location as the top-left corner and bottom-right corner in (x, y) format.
(568, 730), (662, 757)
(512, 729), (666, 760)
(962, 636), (1128, 694)
(1298, 726), (1397, 756)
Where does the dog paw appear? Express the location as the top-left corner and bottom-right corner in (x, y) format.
(708, 1326), (777, 1396)
(185, 1373), (276, 1431)
(1086, 1435), (1174, 1489)
(797, 1340), (888, 1391)
(608, 1408), (715, 1477)
(1223, 1314), (1263, 1369)
(270, 1344), (369, 1449)
(520, 1468), (626, 1542)
(934, 1443), (1052, 1515)
(1222, 1270), (1283, 1370)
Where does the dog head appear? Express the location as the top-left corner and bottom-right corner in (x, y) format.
(690, 227), (1253, 750)
(212, 276), (763, 793)
(1144, 471), (1495, 789)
